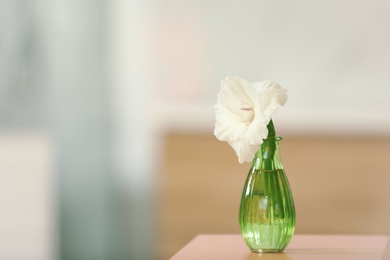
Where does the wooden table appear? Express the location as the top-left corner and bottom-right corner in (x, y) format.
(171, 234), (390, 260)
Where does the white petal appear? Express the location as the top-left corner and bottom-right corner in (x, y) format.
(229, 140), (261, 163)
(214, 77), (260, 142)
(242, 111), (268, 145)
(218, 77), (259, 117)
(214, 103), (248, 142)
(253, 80), (288, 123)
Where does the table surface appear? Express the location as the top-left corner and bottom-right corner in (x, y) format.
(170, 234), (390, 260)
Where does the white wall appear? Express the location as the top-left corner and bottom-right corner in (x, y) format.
(120, 0), (390, 135)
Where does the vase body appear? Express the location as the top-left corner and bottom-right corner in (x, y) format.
(239, 137), (295, 253)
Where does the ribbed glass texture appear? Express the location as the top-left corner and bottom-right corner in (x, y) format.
(239, 137), (295, 253)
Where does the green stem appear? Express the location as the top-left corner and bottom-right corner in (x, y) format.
(267, 120), (276, 158)
(254, 120), (277, 171)
(267, 119), (276, 139)
(264, 120), (277, 221)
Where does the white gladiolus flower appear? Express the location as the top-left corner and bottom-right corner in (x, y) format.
(214, 77), (288, 163)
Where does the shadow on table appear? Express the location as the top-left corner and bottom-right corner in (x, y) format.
(245, 252), (292, 260)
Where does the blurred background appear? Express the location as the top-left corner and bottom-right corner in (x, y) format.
(1, 0), (390, 259)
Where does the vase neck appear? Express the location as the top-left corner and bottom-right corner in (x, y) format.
(253, 137), (283, 170)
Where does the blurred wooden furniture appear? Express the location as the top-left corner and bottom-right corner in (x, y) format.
(158, 133), (390, 259)
(171, 234), (390, 260)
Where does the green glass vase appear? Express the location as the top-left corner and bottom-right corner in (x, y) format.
(239, 136), (295, 253)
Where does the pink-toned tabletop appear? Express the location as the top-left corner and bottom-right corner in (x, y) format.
(171, 234), (390, 260)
